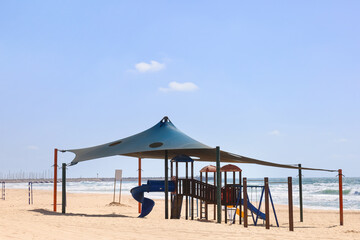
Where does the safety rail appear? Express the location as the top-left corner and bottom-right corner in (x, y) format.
(176, 179), (242, 205)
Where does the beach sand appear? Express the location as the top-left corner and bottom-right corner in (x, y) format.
(0, 189), (359, 240)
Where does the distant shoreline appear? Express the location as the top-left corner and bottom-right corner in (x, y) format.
(2, 176), (359, 183)
(0, 177), (165, 183)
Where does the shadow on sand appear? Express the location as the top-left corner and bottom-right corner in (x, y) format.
(29, 208), (132, 218)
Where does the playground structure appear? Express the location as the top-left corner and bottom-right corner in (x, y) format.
(55, 116), (344, 231)
(130, 160), (280, 228)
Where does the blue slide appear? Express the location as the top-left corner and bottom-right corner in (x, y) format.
(131, 180), (175, 218)
(241, 199), (266, 220)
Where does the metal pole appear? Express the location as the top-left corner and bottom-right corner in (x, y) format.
(214, 172), (216, 220)
(191, 161), (194, 220)
(205, 171), (208, 220)
(224, 172), (227, 224)
(165, 150), (169, 219)
(28, 182), (31, 205)
(176, 160), (179, 218)
(186, 161), (188, 220)
(288, 177), (294, 231)
(339, 169), (343, 226)
(216, 146), (221, 223)
(298, 164), (303, 222)
(239, 171), (242, 225)
(265, 177), (270, 229)
(171, 159), (173, 215)
(243, 177), (248, 228)
(138, 158), (142, 213)
(53, 148), (58, 212)
(62, 163), (66, 214)
(200, 172), (203, 219)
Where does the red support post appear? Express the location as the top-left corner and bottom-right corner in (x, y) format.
(138, 158), (142, 213)
(339, 169), (343, 226)
(53, 148), (58, 212)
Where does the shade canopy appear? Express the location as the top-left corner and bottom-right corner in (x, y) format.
(65, 117), (336, 172)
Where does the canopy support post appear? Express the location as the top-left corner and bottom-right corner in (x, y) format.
(165, 150), (169, 219)
(288, 176), (294, 231)
(171, 159), (173, 216)
(265, 177), (270, 229)
(138, 158), (142, 214)
(298, 164), (303, 222)
(205, 171), (208, 220)
(186, 161), (188, 220)
(53, 148), (58, 212)
(239, 171), (242, 225)
(214, 172), (216, 220)
(191, 161), (194, 220)
(339, 169), (343, 226)
(243, 177), (248, 228)
(200, 172), (203, 219)
(62, 163), (66, 214)
(216, 146), (221, 223)
(224, 171), (227, 224)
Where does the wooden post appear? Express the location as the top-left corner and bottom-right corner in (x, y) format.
(288, 177), (294, 231)
(200, 172), (203, 219)
(191, 161), (194, 220)
(62, 163), (66, 214)
(138, 158), (142, 213)
(53, 148), (58, 212)
(171, 159), (173, 214)
(186, 161), (188, 220)
(224, 172), (227, 223)
(239, 171), (242, 225)
(216, 146), (221, 223)
(298, 164), (303, 222)
(339, 169), (343, 226)
(165, 150), (169, 219)
(205, 171), (208, 220)
(176, 160), (179, 218)
(214, 172), (216, 220)
(265, 177), (270, 229)
(243, 177), (248, 228)
(233, 171), (235, 224)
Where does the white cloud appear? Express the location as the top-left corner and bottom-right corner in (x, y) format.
(268, 130), (280, 136)
(159, 81), (199, 92)
(135, 60), (165, 73)
(26, 145), (39, 150)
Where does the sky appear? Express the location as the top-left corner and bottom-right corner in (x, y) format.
(0, 1), (359, 179)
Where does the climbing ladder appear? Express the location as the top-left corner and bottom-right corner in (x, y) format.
(200, 200), (206, 219)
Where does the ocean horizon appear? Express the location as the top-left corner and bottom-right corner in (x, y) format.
(3, 177), (360, 210)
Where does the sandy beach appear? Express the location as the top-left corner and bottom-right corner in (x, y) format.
(0, 189), (359, 240)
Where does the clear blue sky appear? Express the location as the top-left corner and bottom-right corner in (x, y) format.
(1, 1), (359, 179)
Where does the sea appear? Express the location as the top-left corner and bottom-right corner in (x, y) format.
(4, 177), (360, 210)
